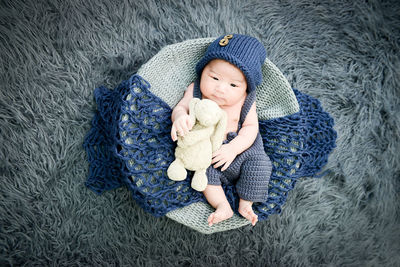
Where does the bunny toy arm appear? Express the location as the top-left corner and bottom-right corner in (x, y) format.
(211, 110), (227, 152)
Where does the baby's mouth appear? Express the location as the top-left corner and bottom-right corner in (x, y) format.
(212, 95), (224, 102)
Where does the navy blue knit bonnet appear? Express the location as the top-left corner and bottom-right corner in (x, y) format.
(196, 34), (267, 92)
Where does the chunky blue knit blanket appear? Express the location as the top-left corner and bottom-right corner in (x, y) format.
(83, 74), (337, 221)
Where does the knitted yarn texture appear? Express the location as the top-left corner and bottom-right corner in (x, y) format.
(195, 34), (266, 93)
(83, 37), (337, 234)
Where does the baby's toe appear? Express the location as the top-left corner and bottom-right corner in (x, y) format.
(251, 214), (258, 226)
(208, 213), (215, 226)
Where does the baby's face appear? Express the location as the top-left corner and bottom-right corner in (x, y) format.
(199, 59), (247, 108)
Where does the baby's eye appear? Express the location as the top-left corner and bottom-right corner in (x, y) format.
(230, 83), (237, 87)
(212, 77), (219, 81)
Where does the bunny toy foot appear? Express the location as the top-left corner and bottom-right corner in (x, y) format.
(191, 169), (208, 191)
(167, 158), (187, 181)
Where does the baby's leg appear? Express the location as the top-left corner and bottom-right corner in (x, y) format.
(203, 185), (233, 226)
(238, 199), (258, 226)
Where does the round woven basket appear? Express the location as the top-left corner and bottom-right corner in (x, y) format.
(84, 37), (336, 235)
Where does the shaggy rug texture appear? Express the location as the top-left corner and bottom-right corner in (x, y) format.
(1, 0), (399, 266)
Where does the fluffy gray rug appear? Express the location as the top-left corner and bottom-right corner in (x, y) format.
(1, 0), (399, 265)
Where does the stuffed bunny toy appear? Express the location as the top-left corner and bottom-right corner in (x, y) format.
(167, 98), (227, 191)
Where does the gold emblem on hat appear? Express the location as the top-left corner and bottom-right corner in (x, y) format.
(219, 34), (233, 46)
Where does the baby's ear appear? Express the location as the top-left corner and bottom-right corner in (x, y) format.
(188, 98), (200, 125)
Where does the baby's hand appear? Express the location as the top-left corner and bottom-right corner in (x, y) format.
(211, 144), (238, 171)
(171, 114), (193, 141)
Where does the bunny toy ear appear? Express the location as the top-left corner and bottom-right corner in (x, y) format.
(211, 109), (227, 152)
(188, 98), (200, 126)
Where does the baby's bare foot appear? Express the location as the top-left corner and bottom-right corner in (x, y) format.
(239, 199), (258, 226)
(208, 202), (233, 226)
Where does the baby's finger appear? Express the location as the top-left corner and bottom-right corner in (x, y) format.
(211, 154), (222, 164)
(213, 159), (226, 169)
(179, 121), (190, 135)
(171, 126), (177, 141)
(187, 116), (194, 129)
(182, 124), (189, 135)
(171, 132), (177, 141)
(187, 117), (194, 130)
(220, 160), (233, 171)
(212, 150), (221, 159)
(176, 125), (184, 137)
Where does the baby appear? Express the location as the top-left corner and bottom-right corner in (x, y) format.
(170, 34), (272, 226)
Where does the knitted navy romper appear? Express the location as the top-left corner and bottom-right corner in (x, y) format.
(193, 80), (272, 202)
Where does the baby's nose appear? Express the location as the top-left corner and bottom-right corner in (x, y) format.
(215, 83), (227, 93)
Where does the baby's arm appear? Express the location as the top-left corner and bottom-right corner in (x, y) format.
(170, 83), (194, 141)
(212, 102), (259, 171)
